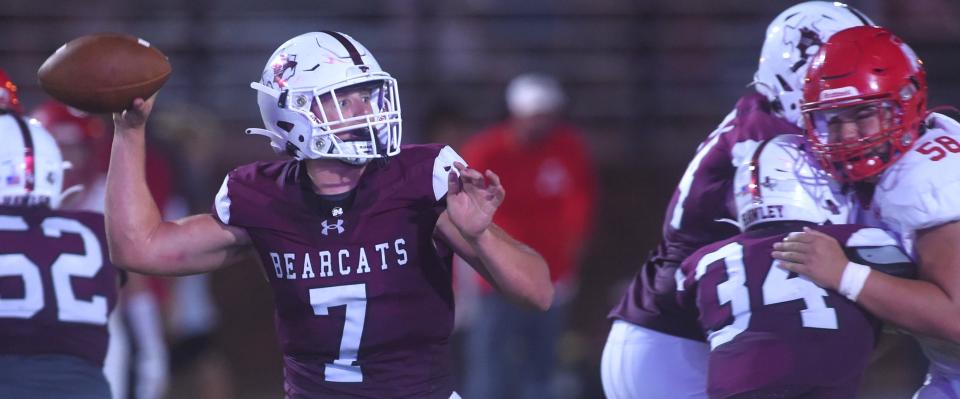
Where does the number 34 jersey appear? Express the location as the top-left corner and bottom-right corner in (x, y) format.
(0, 207), (119, 368)
(676, 224), (905, 398)
(214, 144), (465, 398)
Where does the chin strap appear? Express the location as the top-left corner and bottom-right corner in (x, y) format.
(246, 127), (371, 165)
(330, 140), (373, 166)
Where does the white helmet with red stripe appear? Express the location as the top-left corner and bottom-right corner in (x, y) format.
(0, 111), (67, 209)
(248, 31), (401, 165)
(733, 134), (848, 230)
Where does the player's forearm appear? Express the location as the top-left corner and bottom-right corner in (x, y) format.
(857, 272), (960, 344)
(467, 226), (554, 311)
(105, 127), (166, 271)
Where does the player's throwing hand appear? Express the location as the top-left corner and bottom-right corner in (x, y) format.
(113, 94), (157, 133)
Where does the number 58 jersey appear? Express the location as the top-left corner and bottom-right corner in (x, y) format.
(677, 224), (905, 398)
(865, 113), (960, 378)
(214, 144), (464, 399)
(0, 207), (119, 368)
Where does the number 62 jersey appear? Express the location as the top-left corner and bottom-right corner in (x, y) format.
(214, 144), (464, 399)
(676, 223), (910, 398)
(0, 207), (119, 368)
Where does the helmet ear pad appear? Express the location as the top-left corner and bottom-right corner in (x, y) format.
(255, 89), (314, 159)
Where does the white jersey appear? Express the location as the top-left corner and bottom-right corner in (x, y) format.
(860, 113), (960, 377)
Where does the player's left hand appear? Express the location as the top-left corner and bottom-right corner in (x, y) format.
(772, 227), (848, 290)
(446, 162), (505, 241)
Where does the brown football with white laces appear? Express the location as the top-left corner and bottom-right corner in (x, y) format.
(38, 33), (171, 113)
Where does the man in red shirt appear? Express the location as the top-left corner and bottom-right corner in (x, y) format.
(460, 73), (596, 399)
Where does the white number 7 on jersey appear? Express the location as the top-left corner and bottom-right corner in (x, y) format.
(309, 284), (367, 382)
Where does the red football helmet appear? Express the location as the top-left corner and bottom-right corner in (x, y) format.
(31, 100), (109, 189)
(0, 69), (23, 113)
(31, 100), (106, 146)
(801, 26), (927, 182)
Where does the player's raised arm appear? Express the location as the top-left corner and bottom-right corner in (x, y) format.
(435, 162), (554, 311)
(107, 96), (253, 275)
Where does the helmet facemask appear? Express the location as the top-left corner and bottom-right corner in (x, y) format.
(306, 80), (402, 165)
(803, 82), (925, 183)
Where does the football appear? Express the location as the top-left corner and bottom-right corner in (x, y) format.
(37, 33), (171, 113)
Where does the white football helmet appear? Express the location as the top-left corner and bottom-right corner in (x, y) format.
(733, 135), (848, 231)
(753, 1), (874, 127)
(0, 111), (67, 209)
(249, 31), (402, 165)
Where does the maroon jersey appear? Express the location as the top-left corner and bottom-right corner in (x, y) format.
(214, 144), (464, 398)
(678, 223), (905, 398)
(0, 206), (119, 368)
(610, 92), (802, 340)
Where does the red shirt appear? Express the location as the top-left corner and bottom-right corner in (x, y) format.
(461, 121), (596, 289)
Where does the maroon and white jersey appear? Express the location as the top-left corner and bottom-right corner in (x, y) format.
(214, 144), (465, 398)
(610, 92), (802, 339)
(678, 223), (907, 398)
(0, 206), (119, 368)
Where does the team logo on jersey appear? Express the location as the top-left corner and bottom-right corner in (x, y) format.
(321, 219), (345, 235)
